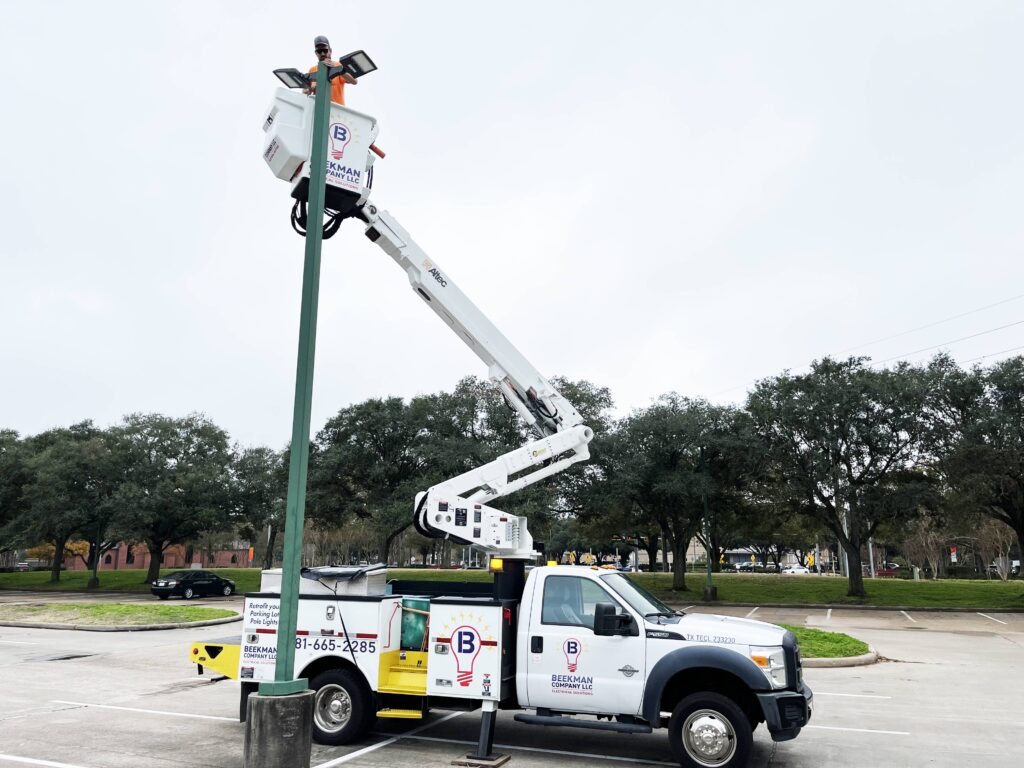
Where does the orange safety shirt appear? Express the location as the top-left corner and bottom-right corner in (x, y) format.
(308, 65), (346, 105)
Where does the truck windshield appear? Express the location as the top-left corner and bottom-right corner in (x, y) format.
(600, 573), (677, 617)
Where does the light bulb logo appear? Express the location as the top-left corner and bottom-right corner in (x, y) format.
(329, 123), (352, 160)
(452, 625), (482, 687)
(563, 638), (582, 672)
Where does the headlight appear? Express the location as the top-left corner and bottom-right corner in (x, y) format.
(750, 645), (787, 689)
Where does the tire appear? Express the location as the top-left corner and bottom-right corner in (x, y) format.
(667, 691), (752, 768)
(309, 668), (374, 746)
(183, 587), (194, 600)
(222, 585), (233, 597)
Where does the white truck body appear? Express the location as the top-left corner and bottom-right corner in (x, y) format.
(222, 563), (811, 768)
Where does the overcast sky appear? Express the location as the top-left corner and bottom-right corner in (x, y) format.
(2, 1), (1023, 449)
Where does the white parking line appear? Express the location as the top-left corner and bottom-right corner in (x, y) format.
(807, 724), (910, 736)
(900, 610), (917, 623)
(50, 700), (236, 722)
(0, 640), (38, 645)
(745, 607), (759, 618)
(396, 735), (678, 766)
(826, 608), (832, 621)
(813, 692), (892, 699)
(0, 754), (92, 768)
(313, 711), (463, 768)
(977, 612), (1008, 625)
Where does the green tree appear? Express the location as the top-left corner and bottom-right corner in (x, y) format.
(747, 357), (936, 598)
(233, 446), (287, 569)
(0, 430), (32, 556)
(933, 356), (1024, 562)
(601, 396), (746, 591)
(16, 422), (109, 583)
(109, 413), (233, 583)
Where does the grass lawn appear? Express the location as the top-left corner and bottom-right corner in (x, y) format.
(0, 602), (235, 625)
(627, 571), (1024, 610)
(780, 624), (869, 658)
(3, 567), (1022, 610)
(0, 568), (263, 594)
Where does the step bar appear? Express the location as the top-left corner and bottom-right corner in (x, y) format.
(513, 713), (652, 734)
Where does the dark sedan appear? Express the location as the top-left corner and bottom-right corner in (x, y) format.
(151, 570), (235, 600)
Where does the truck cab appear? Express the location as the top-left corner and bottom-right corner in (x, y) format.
(516, 566), (811, 767)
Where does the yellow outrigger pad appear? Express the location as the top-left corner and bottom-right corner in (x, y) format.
(376, 708), (424, 719)
(190, 640), (240, 679)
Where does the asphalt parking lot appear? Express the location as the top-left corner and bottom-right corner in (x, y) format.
(1, 594), (1022, 768)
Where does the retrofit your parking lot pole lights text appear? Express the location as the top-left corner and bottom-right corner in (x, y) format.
(243, 60), (334, 768)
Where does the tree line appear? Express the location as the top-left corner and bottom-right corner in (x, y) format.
(1, 354), (1022, 598)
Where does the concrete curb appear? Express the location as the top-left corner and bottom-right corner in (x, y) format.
(802, 646), (879, 668)
(0, 613), (241, 632)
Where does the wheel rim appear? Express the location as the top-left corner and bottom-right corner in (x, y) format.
(184, 588), (193, 599)
(223, 586), (231, 596)
(314, 684), (353, 733)
(681, 708), (737, 767)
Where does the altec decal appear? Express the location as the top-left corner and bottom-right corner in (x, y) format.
(422, 258), (448, 288)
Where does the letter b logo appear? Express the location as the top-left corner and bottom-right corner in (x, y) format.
(457, 630), (476, 654)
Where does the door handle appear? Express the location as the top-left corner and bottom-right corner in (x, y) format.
(531, 636), (543, 653)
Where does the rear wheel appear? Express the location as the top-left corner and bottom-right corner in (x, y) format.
(309, 669), (374, 746)
(667, 692), (752, 768)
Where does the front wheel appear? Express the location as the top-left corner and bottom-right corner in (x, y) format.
(222, 585), (233, 596)
(309, 669), (374, 745)
(667, 692), (752, 768)
(183, 587), (194, 600)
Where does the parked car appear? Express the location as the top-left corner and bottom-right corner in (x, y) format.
(15, 562), (30, 572)
(782, 565), (810, 574)
(151, 570), (235, 600)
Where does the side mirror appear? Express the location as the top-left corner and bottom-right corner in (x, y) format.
(593, 602), (635, 636)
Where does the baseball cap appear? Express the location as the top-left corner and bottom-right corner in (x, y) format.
(313, 35), (330, 48)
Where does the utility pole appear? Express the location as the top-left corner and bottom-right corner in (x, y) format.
(244, 59), (333, 768)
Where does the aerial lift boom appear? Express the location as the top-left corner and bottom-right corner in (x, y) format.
(262, 90), (593, 560)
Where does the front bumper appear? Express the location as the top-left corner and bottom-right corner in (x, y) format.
(757, 684), (813, 742)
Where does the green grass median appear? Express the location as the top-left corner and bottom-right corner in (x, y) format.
(0, 602), (235, 625)
(780, 624), (869, 658)
(3, 567), (1022, 610)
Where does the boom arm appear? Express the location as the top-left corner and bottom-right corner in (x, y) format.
(357, 203), (594, 558)
(260, 92), (593, 559)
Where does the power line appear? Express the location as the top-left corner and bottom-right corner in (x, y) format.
(708, 294), (1024, 398)
(869, 319), (1024, 366)
(836, 292), (1024, 355)
(960, 344), (1024, 365)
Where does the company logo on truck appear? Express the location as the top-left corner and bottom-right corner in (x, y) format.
(451, 625), (482, 686)
(329, 123), (352, 159)
(562, 637), (582, 672)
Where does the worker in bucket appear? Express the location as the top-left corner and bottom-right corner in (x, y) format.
(306, 35), (357, 105)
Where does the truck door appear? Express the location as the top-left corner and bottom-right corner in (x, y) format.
(525, 573), (645, 716)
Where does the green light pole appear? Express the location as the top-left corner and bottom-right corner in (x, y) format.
(261, 59), (332, 696)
